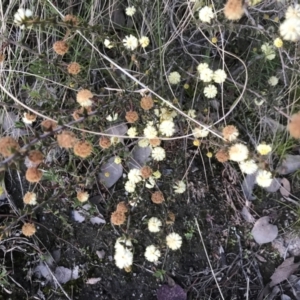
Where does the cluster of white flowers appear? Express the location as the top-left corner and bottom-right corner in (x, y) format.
(192, 127), (209, 138)
(261, 43), (276, 60)
(199, 6), (215, 23)
(155, 107), (177, 122)
(148, 217), (162, 232)
(174, 180), (186, 194)
(168, 71), (181, 84)
(280, 5), (300, 42)
(104, 39), (114, 49)
(14, 8), (33, 29)
(197, 63), (227, 84)
(114, 237), (133, 269)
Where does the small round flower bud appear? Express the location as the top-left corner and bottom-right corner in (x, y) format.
(73, 141), (93, 158)
(149, 138), (161, 147)
(57, 131), (77, 149)
(25, 150), (44, 168)
(215, 149), (229, 163)
(41, 119), (57, 132)
(0, 137), (20, 157)
(111, 211), (126, 225)
(99, 136), (111, 149)
(125, 111), (139, 123)
(140, 95), (154, 110)
(140, 166), (153, 179)
(23, 192), (37, 205)
(22, 223), (36, 237)
(151, 191), (164, 204)
(116, 201), (128, 213)
(67, 62), (81, 75)
(25, 168), (43, 183)
(76, 89), (93, 107)
(53, 41), (69, 55)
(77, 191), (89, 202)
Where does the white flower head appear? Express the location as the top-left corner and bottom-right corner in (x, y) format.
(148, 217), (162, 233)
(151, 147), (166, 161)
(160, 108), (177, 121)
(256, 144), (272, 155)
(145, 176), (156, 189)
(285, 4), (300, 19)
(197, 63), (209, 74)
(114, 247), (133, 269)
(239, 160), (258, 174)
(228, 143), (249, 162)
(115, 237), (132, 251)
(174, 180), (186, 194)
(261, 43), (276, 60)
(145, 245), (161, 262)
(166, 232), (182, 250)
(125, 181), (136, 193)
(138, 138), (150, 148)
(187, 109), (196, 118)
(168, 72), (181, 85)
(110, 136), (120, 145)
(213, 69), (227, 84)
(268, 76), (279, 86)
(199, 6), (215, 23)
(256, 170), (273, 188)
(123, 35), (138, 50)
(139, 36), (150, 48)
(104, 39), (114, 49)
(106, 113), (118, 122)
(199, 68), (214, 82)
(159, 120), (175, 137)
(22, 112), (37, 125)
(14, 8), (33, 29)
(125, 6), (136, 16)
(203, 84), (218, 98)
(23, 192), (37, 205)
(127, 127), (138, 137)
(192, 127), (209, 138)
(128, 168), (142, 184)
(144, 125), (158, 139)
(280, 18), (300, 42)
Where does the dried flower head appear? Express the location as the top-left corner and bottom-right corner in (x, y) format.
(224, 0), (245, 20)
(41, 119), (57, 132)
(53, 41), (69, 55)
(99, 136), (111, 149)
(57, 131), (77, 149)
(72, 106), (92, 121)
(23, 112), (37, 125)
(77, 191), (89, 202)
(151, 191), (164, 204)
(116, 201), (128, 213)
(64, 14), (79, 25)
(23, 192), (37, 205)
(149, 138), (161, 147)
(215, 149), (229, 163)
(22, 223), (36, 237)
(140, 95), (154, 110)
(73, 141), (93, 158)
(111, 211), (126, 225)
(125, 111), (139, 123)
(25, 150), (44, 167)
(67, 62), (81, 75)
(222, 125), (239, 141)
(288, 112), (300, 138)
(228, 143), (248, 162)
(0, 137), (20, 157)
(76, 89), (93, 107)
(140, 166), (153, 179)
(25, 168), (43, 183)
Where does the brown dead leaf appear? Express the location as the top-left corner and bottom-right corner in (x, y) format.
(270, 257), (300, 287)
(280, 178), (291, 197)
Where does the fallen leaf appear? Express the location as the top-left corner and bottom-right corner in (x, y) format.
(86, 277), (101, 285)
(99, 156), (123, 188)
(264, 178), (281, 193)
(270, 257), (300, 287)
(157, 284), (187, 300)
(241, 206), (255, 223)
(251, 216), (278, 244)
(277, 155), (300, 175)
(280, 178), (291, 197)
(90, 216), (106, 225)
(72, 210), (85, 223)
(241, 173), (257, 201)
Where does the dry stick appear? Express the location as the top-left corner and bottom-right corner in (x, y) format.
(194, 218), (225, 300)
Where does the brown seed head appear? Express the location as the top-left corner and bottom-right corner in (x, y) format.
(125, 111), (139, 123)
(77, 191), (89, 202)
(73, 141), (93, 158)
(77, 89), (93, 107)
(215, 149), (229, 163)
(151, 191), (164, 204)
(99, 136), (111, 149)
(26, 150), (44, 167)
(288, 112), (300, 139)
(67, 62), (81, 75)
(22, 223), (36, 237)
(41, 119), (58, 132)
(224, 0), (245, 20)
(222, 125), (239, 142)
(140, 166), (153, 179)
(23, 192), (37, 205)
(57, 131), (77, 149)
(0, 137), (20, 157)
(140, 95), (154, 110)
(64, 14), (79, 25)
(25, 168), (43, 183)
(149, 138), (161, 147)
(53, 41), (69, 55)
(111, 211), (126, 225)
(116, 201), (128, 213)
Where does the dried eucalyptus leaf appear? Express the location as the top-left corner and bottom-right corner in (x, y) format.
(277, 155), (300, 175)
(0, 111), (28, 138)
(99, 156), (123, 188)
(127, 145), (151, 169)
(241, 173), (257, 201)
(105, 123), (128, 144)
(54, 266), (72, 284)
(264, 178), (281, 193)
(280, 178), (291, 197)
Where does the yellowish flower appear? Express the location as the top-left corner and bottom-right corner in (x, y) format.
(193, 139), (200, 147)
(256, 144), (272, 155)
(273, 38), (283, 48)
